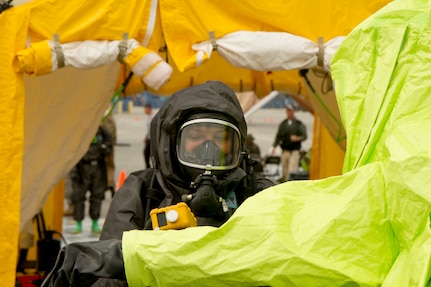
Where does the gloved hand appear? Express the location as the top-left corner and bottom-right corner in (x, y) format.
(41, 239), (126, 287)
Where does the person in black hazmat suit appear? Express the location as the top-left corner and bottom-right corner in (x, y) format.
(71, 125), (113, 234)
(41, 81), (275, 287)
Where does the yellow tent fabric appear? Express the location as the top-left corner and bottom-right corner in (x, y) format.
(303, 69), (346, 177)
(310, 117), (345, 179)
(159, 0), (389, 71)
(0, 6), (27, 285)
(0, 1), (392, 286)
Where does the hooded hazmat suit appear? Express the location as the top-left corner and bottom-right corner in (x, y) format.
(100, 80), (274, 240)
(41, 81), (274, 287)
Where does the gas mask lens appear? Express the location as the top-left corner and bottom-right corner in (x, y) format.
(177, 119), (241, 170)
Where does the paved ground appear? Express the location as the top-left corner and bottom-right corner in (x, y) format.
(62, 106), (314, 244)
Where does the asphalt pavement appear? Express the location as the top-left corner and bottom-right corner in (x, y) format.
(62, 106), (314, 244)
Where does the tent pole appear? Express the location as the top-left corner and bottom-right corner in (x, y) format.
(244, 91), (279, 119)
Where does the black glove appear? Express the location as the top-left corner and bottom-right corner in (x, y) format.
(41, 239), (126, 287)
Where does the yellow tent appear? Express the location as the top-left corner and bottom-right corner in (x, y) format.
(0, 0), (391, 285)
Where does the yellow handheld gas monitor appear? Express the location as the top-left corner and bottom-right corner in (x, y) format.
(150, 202), (197, 230)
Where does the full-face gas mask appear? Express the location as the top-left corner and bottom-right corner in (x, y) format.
(177, 118), (246, 218)
(177, 118), (241, 171)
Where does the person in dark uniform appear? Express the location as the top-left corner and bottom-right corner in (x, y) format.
(70, 125), (113, 234)
(271, 103), (307, 181)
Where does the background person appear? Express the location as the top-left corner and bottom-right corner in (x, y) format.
(271, 103), (307, 182)
(71, 125), (113, 234)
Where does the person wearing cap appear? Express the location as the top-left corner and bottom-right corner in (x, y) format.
(271, 103), (307, 182)
(41, 81), (275, 287)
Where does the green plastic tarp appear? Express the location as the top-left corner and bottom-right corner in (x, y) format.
(122, 0), (431, 285)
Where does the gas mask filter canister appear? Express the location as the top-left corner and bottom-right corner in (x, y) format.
(177, 118), (242, 217)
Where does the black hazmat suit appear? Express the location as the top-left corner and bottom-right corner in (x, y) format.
(71, 125), (113, 222)
(42, 81), (275, 287)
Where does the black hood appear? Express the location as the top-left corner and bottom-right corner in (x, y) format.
(150, 81), (247, 195)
